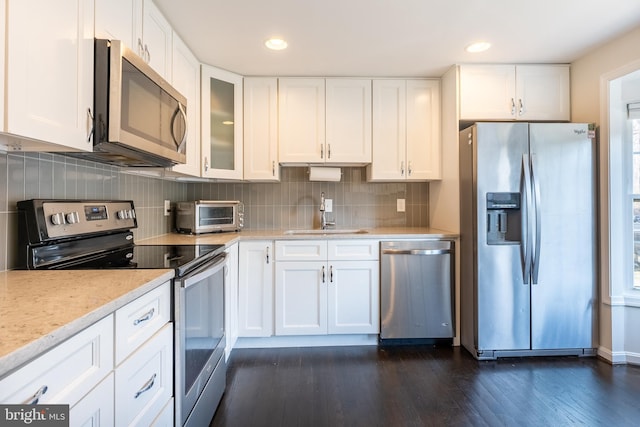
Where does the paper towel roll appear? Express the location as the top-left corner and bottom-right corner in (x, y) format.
(308, 166), (342, 182)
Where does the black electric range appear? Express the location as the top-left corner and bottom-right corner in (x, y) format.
(17, 199), (224, 276)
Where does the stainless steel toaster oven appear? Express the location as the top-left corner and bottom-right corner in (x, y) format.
(176, 201), (244, 234)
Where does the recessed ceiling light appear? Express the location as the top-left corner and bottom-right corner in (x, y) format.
(265, 38), (288, 51)
(466, 41), (491, 53)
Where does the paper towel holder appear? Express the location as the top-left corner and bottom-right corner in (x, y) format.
(308, 166), (342, 182)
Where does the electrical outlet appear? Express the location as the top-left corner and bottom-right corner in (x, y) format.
(397, 198), (406, 212)
(164, 200), (171, 216)
(325, 199), (333, 213)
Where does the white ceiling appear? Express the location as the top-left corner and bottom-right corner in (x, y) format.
(154, 0), (640, 77)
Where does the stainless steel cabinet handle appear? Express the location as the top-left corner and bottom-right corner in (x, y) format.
(86, 108), (94, 142)
(133, 308), (155, 326)
(400, 161), (405, 177)
(328, 144), (331, 159)
(330, 265), (333, 283)
(518, 99), (524, 116)
(144, 45), (150, 64)
(204, 157), (209, 172)
(320, 145), (324, 159)
(134, 373), (157, 399)
(511, 98), (516, 116)
(272, 161), (275, 176)
(23, 385), (48, 405)
(137, 38), (144, 57)
(408, 161), (412, 177)
(266, 246), (270, 264)
(321, 265), (326, 283)
(382, 249), (451, 255)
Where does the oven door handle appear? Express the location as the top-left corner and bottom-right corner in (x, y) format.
(181, 253), (227, 289)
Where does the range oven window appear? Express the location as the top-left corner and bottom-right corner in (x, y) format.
(184, 271), (224, 392)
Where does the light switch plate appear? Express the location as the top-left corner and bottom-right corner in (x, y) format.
(164, 200), (171, 216)
(397, 199), (406, 212)
(325, 199), (333, 213)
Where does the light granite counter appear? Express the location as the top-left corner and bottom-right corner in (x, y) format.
(137, 227), (458, 246)
(0, 269), (173, 378)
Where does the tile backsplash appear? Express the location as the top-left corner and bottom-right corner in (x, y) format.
(1, 151), (428, 271)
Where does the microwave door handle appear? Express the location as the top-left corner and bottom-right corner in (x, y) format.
(172, 102), (188, 153)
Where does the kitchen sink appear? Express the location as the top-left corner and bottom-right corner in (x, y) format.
(283, 229), (369, 235)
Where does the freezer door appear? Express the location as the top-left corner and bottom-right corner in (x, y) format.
(529, 123), (596, 350)
(474, 123), (531, 351)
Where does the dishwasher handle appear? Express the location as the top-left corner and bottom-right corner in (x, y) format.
(382, 248), (451, 255)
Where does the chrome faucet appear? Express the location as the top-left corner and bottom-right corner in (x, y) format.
(320, 192), (335, 230)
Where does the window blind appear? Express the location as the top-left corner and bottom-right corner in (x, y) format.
(628, 102), (640, 119)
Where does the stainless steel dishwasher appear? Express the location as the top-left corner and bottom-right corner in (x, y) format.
(380, 240), (454, 340)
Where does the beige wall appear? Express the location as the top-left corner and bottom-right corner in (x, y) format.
(571, 26), (640, 124)
(571, 24), (640, 364)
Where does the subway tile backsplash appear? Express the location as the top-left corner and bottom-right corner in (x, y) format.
(0, 151), (428, 271)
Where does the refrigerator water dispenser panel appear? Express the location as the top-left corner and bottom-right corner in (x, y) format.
(486, 192), (521, 245)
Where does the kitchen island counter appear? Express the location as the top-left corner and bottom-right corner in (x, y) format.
(0, 269), (173, 378)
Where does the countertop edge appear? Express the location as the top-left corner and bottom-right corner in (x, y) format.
(0, 270), (174, 378)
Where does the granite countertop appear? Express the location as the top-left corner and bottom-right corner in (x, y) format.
(0, 269), (173, 378)
(137, 227), (458, 246)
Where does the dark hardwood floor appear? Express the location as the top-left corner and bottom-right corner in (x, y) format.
(209, 345), (640, 427)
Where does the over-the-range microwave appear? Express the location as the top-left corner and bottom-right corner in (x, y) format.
(69, 39), (188, 167)
(176, 201), (244, 234)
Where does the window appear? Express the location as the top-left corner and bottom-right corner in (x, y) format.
(629, 103), (640, 288)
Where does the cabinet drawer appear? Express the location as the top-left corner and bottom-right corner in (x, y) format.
(115, 282), (171, 365)
(0, 315), (114, 407)
(115, 323), (173, 427)
(151, 397), (174, 427)
(328, 240), (379, 261)
(275, 240), (327, 261)
(69, 372), (114, 427)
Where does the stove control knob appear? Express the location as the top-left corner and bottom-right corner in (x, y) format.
(50, 212), (65, 225)
(117, 210), (129, 220)
(66, 212), (80, 224)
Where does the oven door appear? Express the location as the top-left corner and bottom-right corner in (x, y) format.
(175, 253), (226, 426)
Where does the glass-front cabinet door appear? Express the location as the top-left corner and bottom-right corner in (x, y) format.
(201, 64), (243, 179)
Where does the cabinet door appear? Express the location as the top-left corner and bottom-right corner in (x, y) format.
(142, 0), (172, 79)
(516, 65), (570, 121)
(244, 78), (280, 181)
(238, 241), (274, 337)
(6, 0), (94, 151)
(278, 78), (326, 163)
(406, 79), (441, 180)
(201, 65), (244, 179)
(275, 261), (327, 335)
(459, 65), (516, 120)
(224, 243), (239, 360)
(169, 33), (201, 177)
(69, 372), (114, 427)
(369, 79), (407, 180)
(328, 261), (379, 334)
(95, 0), (143, 52)
(325, 79), (372, 163)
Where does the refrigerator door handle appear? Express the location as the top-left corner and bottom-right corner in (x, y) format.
(521, 154), (532, 285)
(531, 154), (542, 284)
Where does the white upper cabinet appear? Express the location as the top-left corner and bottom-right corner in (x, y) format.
(244, 77), (280, 181)
(95, 0), (143, 51)
(141, 0), (172, 79)
(95, 0), (171, 79)
(459, 64), (570, 121)
(368, 79), (441, 181)
(4, 0), (95, 151)
(278, 78), (372, 164)
(169, 33), (200, 177)
(201, 65), (244, 180)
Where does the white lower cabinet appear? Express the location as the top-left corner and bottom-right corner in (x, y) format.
(70, 372), (115, 427)
(274, 240), (379, 336)
(115, 323), (173, 427)
(238, 241), (274, 337)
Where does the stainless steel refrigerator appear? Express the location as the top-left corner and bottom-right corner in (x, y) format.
(459, 122), (598, 360)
